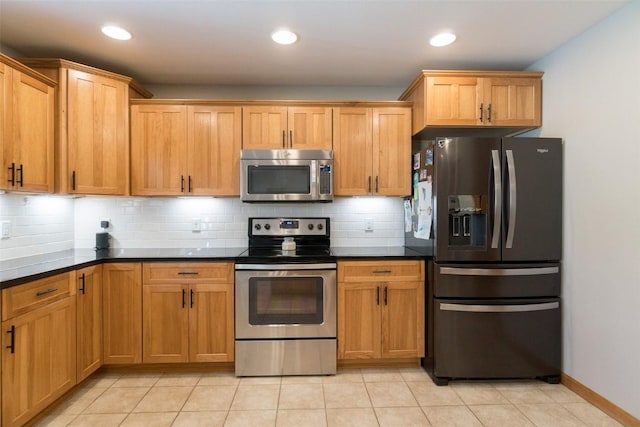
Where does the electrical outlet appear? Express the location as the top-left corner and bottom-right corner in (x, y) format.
(1, 221), (11, 239)
(365, 218), (374, 232)
(192, 218), (202, 232)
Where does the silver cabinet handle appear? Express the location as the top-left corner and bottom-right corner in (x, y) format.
(491, 150), (501, 249)
(178, 271), (199, 275)
(505, 149), (517, 249)
(440, 266), (559, 276)
(372, 269), (392, 274)
(440, 302), (559, 313)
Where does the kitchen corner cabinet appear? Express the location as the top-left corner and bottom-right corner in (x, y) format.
(337, 260), (424, 360)
(76, 264), (103, 382)
(1, 272), (76, 427)
(102, 263), (142, 364)
(142, 262), (234, 363)
(20, 58), (152, 195)
(1, 54), (55, 193)
(333, 107), (411, 196)
(399, 70), (542, 135)
(242, 105), (332, 149)
(130, 103), (242, 196)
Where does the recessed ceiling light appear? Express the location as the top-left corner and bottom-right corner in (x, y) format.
(101, 25), (132, 41)
(271, 29), (298, 45)
(429, 32), (457, 47)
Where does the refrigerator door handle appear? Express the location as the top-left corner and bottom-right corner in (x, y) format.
(440, 302), (559, 313)
(440, 266), (559, 276)
(505, 149), (517, 249)
(491, 150), (501, 249)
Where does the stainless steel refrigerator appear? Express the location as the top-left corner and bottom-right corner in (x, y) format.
(431, 136), (562, 385)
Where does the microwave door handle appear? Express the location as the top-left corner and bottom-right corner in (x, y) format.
(505, 149), (517, 249)
(491, 150), (502, 249)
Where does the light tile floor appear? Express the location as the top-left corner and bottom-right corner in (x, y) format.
(36, 368), (623, 427)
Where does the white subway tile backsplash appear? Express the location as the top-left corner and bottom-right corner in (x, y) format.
(1, 193), (405, 261)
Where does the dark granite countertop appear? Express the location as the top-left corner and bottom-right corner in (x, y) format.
(0, 248), (245, 288)
(1, 246), (430, 289)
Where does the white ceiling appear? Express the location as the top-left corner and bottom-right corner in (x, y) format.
(0, 0), (629, 88)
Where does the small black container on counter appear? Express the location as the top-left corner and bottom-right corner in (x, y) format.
(95, 232), (110, 250)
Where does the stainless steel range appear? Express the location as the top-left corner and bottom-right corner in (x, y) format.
(234, 217), (336, 376)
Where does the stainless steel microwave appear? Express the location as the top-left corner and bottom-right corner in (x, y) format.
(240, 149), (333, 202)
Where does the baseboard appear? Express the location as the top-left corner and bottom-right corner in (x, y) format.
(561, 372), (639, 426)
(338, 358), (421, 369)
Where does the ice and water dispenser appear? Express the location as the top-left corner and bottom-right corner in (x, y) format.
(448, 195), (487, 247)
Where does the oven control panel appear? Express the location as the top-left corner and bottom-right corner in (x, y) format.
(250, 217), (329, 237)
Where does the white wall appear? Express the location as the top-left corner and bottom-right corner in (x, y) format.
(527, 0), (640, 418)
(146, 84), (405, 101)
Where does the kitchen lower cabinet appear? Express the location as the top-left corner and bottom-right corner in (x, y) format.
(1, 272), (76, 427)
(337, 260), (424, 360)
(76, 264), (103, 381)
(102, 263), (142, 364)
(142, 262), (234, 363)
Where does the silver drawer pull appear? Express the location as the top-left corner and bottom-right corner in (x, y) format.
(36, 288), (58, 297)
(440, 302), (559, 313)
(178, 272), (199, 275)
(372, 270), (392, 274)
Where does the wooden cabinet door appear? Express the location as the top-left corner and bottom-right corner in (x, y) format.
(0, 62), (6, 190)
(102, 263), (142, 364)
(189, 283), (234, 362)
(2, 297), (76, 427)
(242, 106), (287, 149)
(484, 77), (541, 127)
(187, 105), (242, 196)
(130, 105), (187, 195)
(332, 107), (373, 196)
(381, 281), (424, 359)
(68, 69), (128, 195)
(76, 265), (103, 382)
(7, 68), (54, 192)
(373, 107), (411, 196)
(338, 282), (381, 359)
(288, 107), (332, 149)
(425, 76), (482, 126)
(143, 284), (189, 363)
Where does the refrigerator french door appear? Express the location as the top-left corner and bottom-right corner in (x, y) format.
(434, 137), (562, 262)
(432, 137), (562, 385)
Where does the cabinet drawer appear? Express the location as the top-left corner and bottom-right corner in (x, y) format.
(2, 271), (74, 320)
(143, 262), (233, 284)
(338, 260), (424, 282)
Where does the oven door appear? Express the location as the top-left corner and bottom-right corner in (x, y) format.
(235, 264), (336, 339)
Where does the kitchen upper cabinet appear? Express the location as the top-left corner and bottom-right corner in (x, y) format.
(1, 272), (76, 427)
(102, 263), (142, 364)
(1, 54), (55, 193)
(76, 264), (103, 382)
(130, 103), (242, 196)
(337, 260), (424, 360)
(142, 262), (234, 363)
(242, 105), (332, 149)
(20, 58), (152, 195)
(399, 70), (542, 135)
(131, 104), (187, 196)
(187, 105), (242, 195)
(333, 107), (411, 196)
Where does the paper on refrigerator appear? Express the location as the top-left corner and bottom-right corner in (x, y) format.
(414, 181), (432, 239)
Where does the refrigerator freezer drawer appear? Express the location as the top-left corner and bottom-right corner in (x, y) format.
(434, 297), (561, 381)
(434, 263), (560, 298)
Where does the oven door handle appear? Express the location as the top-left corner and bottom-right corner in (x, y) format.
(440, 302), (559, 313)
(235, 263), (337, 271)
